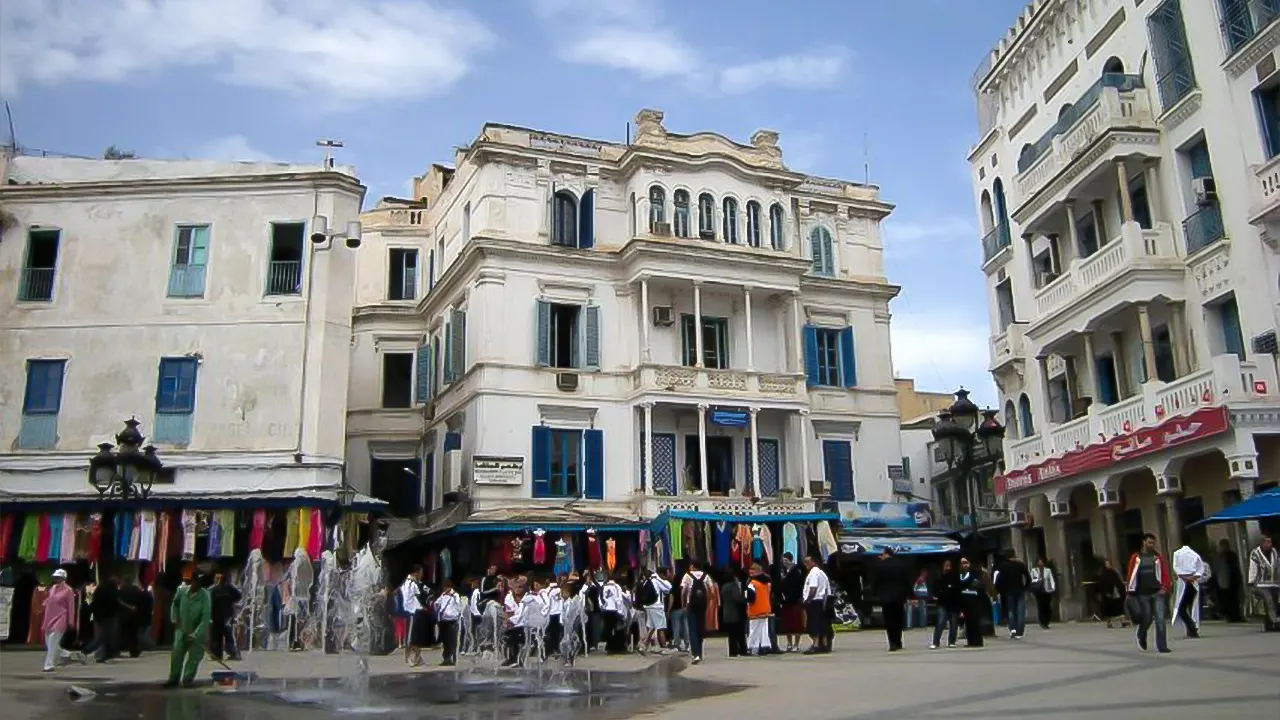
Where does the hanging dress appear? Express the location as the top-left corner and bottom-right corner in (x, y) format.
(586, 530), (603, 569)
(284, 510), (300, 557)
(35, 513), (51, 562)
(668, 519), (684, 560)
(46, 513), (63, 562)
(816, 521), (838, 562)
(758, 525), (774, 565)
(249, 509), (266, 550)
(129, 512), (141, 560)
(307, 509), (323, 559)
(180, 510), (198, 560)
(605, 537), (617, 572)
(18, 513), (39, 561)
(440, 547), (453, 580)
(533, 530), (547, 565)
(86, 513), (103, 563)
(553, 538), (572, 576)
(297, 508), (312, 556)
(734, 524), (753, 571)
(714, 522), (732, 568)
(782, 522), (799, 561)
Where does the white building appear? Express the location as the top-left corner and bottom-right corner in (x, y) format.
(969, 0), (1280, 615)
(0, 151), (367, 507)
(348, 109), (904, 527)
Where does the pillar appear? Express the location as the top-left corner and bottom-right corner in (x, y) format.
(1115, 160), (1134, 224)
(1230, 451), (1263, 551)
(643, 402), (654, 494)
(1037, 356), (1054, 426)
(1082, 332), (1099, 404)
(798, 409), (812, 497)
(748, 407), (761, 497)
(1101, 505), (1122, 571)
(1110, 330), (1131, 399)
(791, 291), (805, 374)
(1064, 201), (1080, 256)
(744, 286), (755, 371)
(1143, 162), (1163, 223)
(1163, 494), (1183, 557)
(1063, 356), (1080, 419)
(1137, 303), (1157, 383)
(640, 277), (651, 363)
(1052, 515), (1077, 620)
(1091, 199), (1108, 244)
(697, 403), (709, 496)
(1170, 302), (1191, 376)
(693, 282), (704, 368)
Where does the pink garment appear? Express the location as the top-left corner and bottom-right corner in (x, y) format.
(59, 513), (77, 563)
(533, 533), (546, 564)
(43, 583), (77, 634)
(307, 509), (323, 560)
(250, 509), (266, 550)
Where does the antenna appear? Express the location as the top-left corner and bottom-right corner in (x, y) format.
(863, 132), (870, 184)
(626, 122), (631, 145)
(4, 102), (15, 151)
(316, 138), (344, 170)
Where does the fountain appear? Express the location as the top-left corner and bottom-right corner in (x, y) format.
(236, 549), (267, 653)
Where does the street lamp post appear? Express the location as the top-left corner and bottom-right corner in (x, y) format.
(88, 418), (165, 502)
(931, 389), (1006, 537)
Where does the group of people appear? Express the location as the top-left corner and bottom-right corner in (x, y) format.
(393, 552), (837, 668)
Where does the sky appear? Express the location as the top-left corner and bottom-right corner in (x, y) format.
(0, 0), (1031, 408)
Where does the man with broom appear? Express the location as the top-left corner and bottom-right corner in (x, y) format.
(164, 572), (212, 688)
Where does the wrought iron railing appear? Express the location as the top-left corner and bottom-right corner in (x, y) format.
(1220, 0), (1280, 54)
(1017, 74), (1145, 173)
(19, 267), (55, 301)
(265, 260), (302, 295)
(1182, 203), (1226, 255)
(982, 221), (1012, 262)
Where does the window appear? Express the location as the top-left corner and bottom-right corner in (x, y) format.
(441, 307), (467, 384)
(1126, 174), (1153, 230)
(382, 352), (415, 408)
(1148, 0), (1196, 110)
(532, 426), (603, 499)
(265, 222), (305, 295)
(1018, 393), (1034, 437)
(388, 248), (418, 301)
(769, 203), (784, 249)
(698, 193), (715, 238)
(746, 201), (762, 247)
(1003, 400), (1019, 440)
(18, 229), (60, 302)
(722, 198), (739, 244)
(1153, 326), (1177, 382)
(1220, 0), (1280, 55)
(673, 190), (691, 237)
(649, 186), (666, 228)
(1047, 376), (1070, 424)
(1096, 354), (1120, 405)
(1076, 210), (1100, 257)
(681, 315), (730, 369)
(1255, 81), (1280, 159)
(427, 249), (436, 293)
(463, 202), (471, 243)
(536, 300), (600, 370)
(369, 456), (421, 518)
(19, 359), (65, 449)
(803, 325), (857, 387)
(154, 357), (198, 445)
(1217, 296), (1246, 360)
(551, 188), (596, 249)
(167, 225), (210, 298)
(995, 280), (1015, 331)
(808, 226), (835, 276)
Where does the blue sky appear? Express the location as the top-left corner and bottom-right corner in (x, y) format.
(1, 0), (1029, 407)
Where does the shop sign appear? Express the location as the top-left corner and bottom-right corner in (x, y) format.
(995, 407), (1229, 495)
(709, 409), (749, 427)
(472, 455), (524, 485)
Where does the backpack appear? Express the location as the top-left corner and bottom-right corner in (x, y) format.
(637, 578), (658, 607)
(687, 573), (708, 610)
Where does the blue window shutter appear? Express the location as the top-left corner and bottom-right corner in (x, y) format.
(802, 325), (820, 385)
(415, 342), (432, 403)
(444, 431), (462, 452)
(809, 229), (823, 273)
(535, 299), (551, 366)
(583, 305), (601, 370)
(431, 336), (441, 397)
(839, 326), (857, 387)
(423, 453), (435, 512)
(823, 440), (854, 501)
(156, 358), (198, 412)
(451, 308), (466, 377)
(23, 360), (65, 413)
(580, 188), (595, 248)
(584, 428), (604, 500)
(428, 249), (436, 292)
(442, 321), (454, 384)
(531, 426), (552, 498)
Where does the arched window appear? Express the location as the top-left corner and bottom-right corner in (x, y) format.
(698, 193), (715, 237)
(746, 201), (762, 247)
(1057, 103), (1074, 121)
(1018, 393), (1035, 438)
(1017, 144), (1035, 172)
(1004, 400), (1019, 440)
(979, 190), (995, 235)
(552, 190), (578, 247)
(992, 178), (1009, 234)
(769, 203), (784, 249)
(1102, 56), (1124, 75)
(722, 198), (739, 244)
(649, 185), (666, 228)
(673, 190), (691, 238)
(808, 226), (834, 276)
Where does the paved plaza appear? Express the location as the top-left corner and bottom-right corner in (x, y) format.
(1, 622), (1276, 719)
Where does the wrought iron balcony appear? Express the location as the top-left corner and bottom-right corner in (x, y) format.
(982, 222), (1012, 263)
(19, 267), (55, 302)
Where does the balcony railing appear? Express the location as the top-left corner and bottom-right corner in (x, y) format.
(1032, 222), (1176, 321)
(18, 267), (55, 302)
(1183, 204), (1226, 255)
(1221, 0), (1280, 55)
(633, 364), (805, 399)
(167, 264), (208, 298)
(17, 413), (58, 449)
(981, 221), (1011, 263)
(1004, 353), (1278, 472)
(989, 322), (1027, 371)
(153, 412), (194, 445)
(1017, 74), (1145, 174)
(265, 260), (303, 296)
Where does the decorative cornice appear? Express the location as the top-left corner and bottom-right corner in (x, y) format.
(1157, 90), (1203, 134)
(1230, 407), (1280, 428)
(1223, 22), (1280, 78)
(0, 170), (364, 201)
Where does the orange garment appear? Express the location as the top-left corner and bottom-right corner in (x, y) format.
(747, 579), (772, 619)
(704, 579), (720, 631)
(605, 538), (617, 572)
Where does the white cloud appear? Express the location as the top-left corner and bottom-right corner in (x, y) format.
(0, 0), (493, 103)
(561, 28), (698, 78)
(891, 313), (997, 407)
(883, 215), (977, 256)
(718, 50), (847, 94)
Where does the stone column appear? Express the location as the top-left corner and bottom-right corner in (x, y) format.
(643, 402), (654, 494)
(1064, 356), (1080, 418)
(1143, 162), (1163, 223)
(697, 403), (709, 496)
(798, 409), (812, 497)
(1092, 199), (1108, 244)
(1100, 505), (1122, 571)
(640, 277), (652, 363)
(1083, 332), (1099, 404)
(1170, 302), (1191, 376)
(748, 407), (761, 497)
(1051, 513), (1078, 620)
(1230, 451), (1263, 551)
(1163, 495), (1184, 559)
(1137, 303), (1157, 383)
(791, 291), (805, 374)
(1116, 159), (1134, 224)
(1064, 201), (1080, 257)
(693, 282), (705, 368)
(743, 286), (755, 371)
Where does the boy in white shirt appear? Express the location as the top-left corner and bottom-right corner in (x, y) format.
(600, 574), (626, 654)
(543, 577), (564, 657)
(639, 569), (672, 653)
(433, 580), (461, 666)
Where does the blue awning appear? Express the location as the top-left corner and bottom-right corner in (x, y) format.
(1191, 488), (1280, 526)
(838, 529), (960, 556)
(649, 510), (839, 531)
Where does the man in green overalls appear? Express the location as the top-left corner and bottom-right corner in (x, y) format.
(165, 575), (212, 688)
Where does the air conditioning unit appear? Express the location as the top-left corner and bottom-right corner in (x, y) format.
(651, 306), (676, 327)
(1009, 510), (1031, 526)
(442, 449), (463, 494)
(1049, 501), (1071, 517)
(556, 372), (579, 391)
(698, 229), (716, 240)
(1192, 176), (1217, 206)
(1155, 474), (1182, 495)
(650, 221), (672, 236)
(809, 480), (829, 497)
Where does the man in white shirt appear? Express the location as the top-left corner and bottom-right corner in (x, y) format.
(1172, 544), (1208, 639)
(600, 574), (626, 654)
(542, 579), (564, 657)
(433, 580), (462, 666)
(639, 569), (672, 653)
(802, 555), (832, 655)
(502, 579), (530, 667)
(399, 566), (427, 667)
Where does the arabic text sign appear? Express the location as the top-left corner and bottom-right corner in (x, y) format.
(995, 407), (1229, 495)
(472, 455), (524, 485)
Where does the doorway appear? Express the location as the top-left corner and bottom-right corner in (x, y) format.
(685, 435), (734, 495)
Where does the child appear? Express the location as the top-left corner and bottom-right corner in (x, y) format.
(433, 580), (461, 666)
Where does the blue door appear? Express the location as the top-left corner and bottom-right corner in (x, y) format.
(822, 439), (854, 501)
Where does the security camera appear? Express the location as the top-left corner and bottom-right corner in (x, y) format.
(311, 215), (329, 244)
(345, 236), (361, 249)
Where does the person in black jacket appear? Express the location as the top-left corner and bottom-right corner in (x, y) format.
(930, 559), (960, 649)
(778, 553), (807, 652)
(872, 548), (911, 652)
(993, 552), (1033, 639)
(956, 558), (985, 647)
(117, 579), (153, 658)
(209, 570), (243, 661)
(84, 577), (120, 662)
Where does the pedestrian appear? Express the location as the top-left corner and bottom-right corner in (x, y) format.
(719, 569), (748, 657)
(777, 553), (806, 652)
(637, 569), (670, 653)
(434, 579), (461, 666)
(1030, 557), (1056, 629)
(600, 573), (626, 654)
(993, 552), (1031, 639)
(84, 576), (121, 662)
(164, 575), (211, 688)
(1210, 539), (1243, 622)
(1096, 559), (1128, 628)
(680, 560), (711, 664)
(1247, 534), (1279, 632)
(208, 570), (242, 661)
(801, 555), (832, 654)
(1172, 543), (1207, 639)
(956, 558), (984, 648)
(42, 569), (80, 672)
(745, 563), (773, 656)
(118, 578), (153, 658)
(387, 582), (408, 649)
(873, 548), (910, 652)
(401, 565), (429, 667)
(501, 579), (529, 667)
(667, 570), (689, 652)
(1125, 532), (1172, 653)
(930, 559), (960, 649)
(542, 576), (564, 657)
(908, 568), (930, 629)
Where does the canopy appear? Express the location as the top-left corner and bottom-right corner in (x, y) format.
(1190, 488), (1280, 526)
(649, 509), (839, 531)
(838, 528), (960, 556)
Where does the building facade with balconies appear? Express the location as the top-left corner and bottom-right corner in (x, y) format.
(0, 151), (366, 507)
(348, 110), (904, 529)
(970, 0), (1280, 618)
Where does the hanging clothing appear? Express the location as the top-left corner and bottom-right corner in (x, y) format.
(284, 510), (300, 557)
(86, 513), (103, 563)
(136, 511), (156, 561)
(35, 513), (51, 562)
(207, 512), (223, 558)
(129, 512), (141, 559)
(713, 522), (732, 568)
(816, 521), (838, 562)
(18, 514), (39, 561)
(60, 514), (77, 564)
(657, 534), (671, 572)
(307, 509), (323, 559)
(606, 538), (617, 572)
(533, 531), (547, 565)
(734, 524), (753, 571)
(758, 525), (774, 565)
(0, 513), (15, 562)
(249, 510), (266, 550)
(441, 547), (453, 580)
(46, 514), (63, 562)
(798, 524), (811, 562)
(222, 510), (239, 557)
(553, 539), (572, 576)
(682, 521), (698, 563)
(782, 522), (799, 560)
(668, 519), (684, 560)
(586, 531), (602, 569)
(116, 511), (135, 558)
(297, 508), (312, 555)
(181, 510), (198, 560)
(703, 579), (721, 632)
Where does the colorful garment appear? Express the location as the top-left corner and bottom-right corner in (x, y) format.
(156, 513), (170, 571)
(307, 509), (323, 560)
(35, 513), (51, 562)
(207, 512), (223, 557)
(284, 510), (300, 557)
(758, 525), (774, 565)
(553, 538), (573, 576)
(60, 513), (77, 563)
(533, 531), (547, 565)
(713, 522), (732, 568)
(586, 531), (602, 569)
(734, 523), (753, 570)
(668, 519), (684, 560)
(180, 510), (197, 560)
(137, 511), (157, 561)
(816, 521), (838, 562)
(46, 513), (63, 562)
(18, 514), (39, 560)
(682, 521), (698, 563)
(129, 513), (141, 559)
(440, 547), (453, 580)
(222, 510), (239, 557)
(86, 513), (103, 563)
(297, 508), (311, 556)
(605, 537), (617, 572)
(0, 513), (15, 561)
(249, 509), (266, 550)
(782, 522), (799, 560)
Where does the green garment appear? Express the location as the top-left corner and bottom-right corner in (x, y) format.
(669, 519), (683, 560)
(18, 515), (39, 560)
(168, 587), (211, 684)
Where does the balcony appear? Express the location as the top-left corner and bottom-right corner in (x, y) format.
(981, 222), (1011, 265)
(265, 260), (303, 296)
(632, 364), (806, 402)
(1183, 204), (1225, 256)
(989, 323), (1028, 373)
(1014, 75), (1157, 221)
(636, 493), (818, 519)
(1029, 222), (1181, 334)
(1221, 0), (1280, 57)
(1250, 154), (1280, 226)
(18, 267), (55, 302)
(1004, 354), (1279, 472)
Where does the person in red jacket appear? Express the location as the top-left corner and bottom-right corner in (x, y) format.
(1125, 533), (1172, 653)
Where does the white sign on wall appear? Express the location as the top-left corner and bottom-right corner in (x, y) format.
(473, 455), (524, 485)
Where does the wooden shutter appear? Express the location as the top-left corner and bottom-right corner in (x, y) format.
(802, 326), (820, 385)
(583, 305), (601, 370)
(535, 299), (551, 366)
(584, 428), (604, 500)
(450, 308), (466, 378)
(415, 342), (432, 403)
(580, 188), (595, 249)
(839, 326), (857, 387)
(531, 426), (552, 498)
